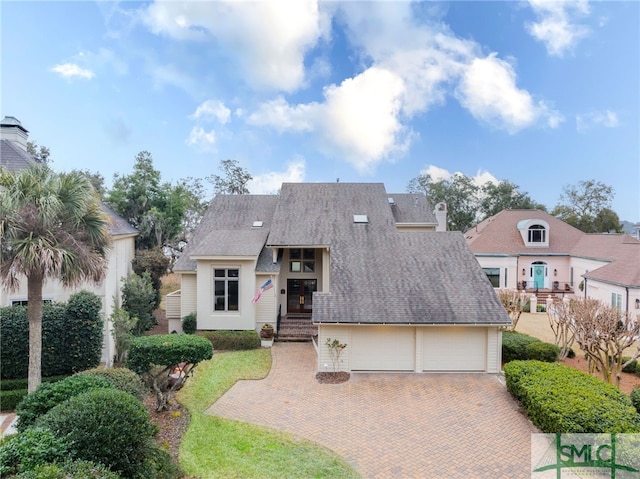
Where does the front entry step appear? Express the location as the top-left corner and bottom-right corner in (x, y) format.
(277, 315), (317, 342)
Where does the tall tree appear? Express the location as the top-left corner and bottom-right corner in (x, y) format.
(551, 180), (616, 232)
(73, 169), (106, 199)
(0, 165), (111, 392)
(26, 141), (51, 165)
(408, 173), (479, 231)
(208, 159), (252, 195)
(106, 151), (186, 249)
(479, 181), (546, 219)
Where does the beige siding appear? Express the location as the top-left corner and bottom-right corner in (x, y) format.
(255, 275), (277, 327)
(165, 290), (182, 320)
(181, 274), (197, 317)
(318, 325), (351, 373)
(486, 327), (500, 373)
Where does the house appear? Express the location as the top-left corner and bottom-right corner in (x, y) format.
(0, 116), (138, 365)
(169, 182), (511, 373)
(464, 209), (640, 314)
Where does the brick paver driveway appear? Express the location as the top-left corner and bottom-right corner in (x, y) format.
(207, 343), (537, 478)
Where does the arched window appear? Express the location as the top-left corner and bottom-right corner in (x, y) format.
(528, 224), (546, 243)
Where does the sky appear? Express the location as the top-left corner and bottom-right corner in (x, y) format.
(1, 0), (639, 222)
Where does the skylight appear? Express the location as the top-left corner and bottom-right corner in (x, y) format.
(353, 215), (368, 224)
(252, 221), (263, 227)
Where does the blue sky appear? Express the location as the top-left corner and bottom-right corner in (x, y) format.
(2, 1), (638, 222)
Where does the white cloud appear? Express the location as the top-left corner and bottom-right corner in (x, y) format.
(249, 160), (306, 194)
(576, 110), (619, 133)
(419, 165), (499, 188)
(50, 63), (95, 79)
(455, 54), (562, 134)
(248, 67), (409, 174)
(190, 100), (231, 124)
(526, 0), (591, 57)
(186, 126), (216, 151)
(142, 0), (328, 91)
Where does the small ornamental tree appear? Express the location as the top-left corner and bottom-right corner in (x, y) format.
(126, 334), (213, 411)
(325, 338), (347, 373)
(546, 297), (576, 360)
(497, 289), (526, 331)
(121, 272), (156, 335)
(110, 304), (138, 365)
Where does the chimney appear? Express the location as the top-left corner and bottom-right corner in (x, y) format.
(0, 116), (29, 151)
(434, 202), (447, 232)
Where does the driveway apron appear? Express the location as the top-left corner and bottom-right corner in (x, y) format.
(206, 343), (537, 478)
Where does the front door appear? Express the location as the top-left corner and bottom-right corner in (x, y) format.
(287, 279), (317, 314)
(533, 264), (545, 288)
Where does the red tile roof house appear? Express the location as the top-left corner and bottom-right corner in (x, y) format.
(464, 209), (640, 315)
(168, 182), (511, 373)
(0, 117), (139, 366)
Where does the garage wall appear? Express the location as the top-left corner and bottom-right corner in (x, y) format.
(318, 325), (351, 372)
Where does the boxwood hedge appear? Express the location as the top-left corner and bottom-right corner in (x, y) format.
(504, 360), (640, 433)
(502, 331), (541, 363)
(196, 330), (260, 350)
(0, 291), (103, 380)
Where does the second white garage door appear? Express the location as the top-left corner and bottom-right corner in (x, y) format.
(422, 327), (487, 371)
(350, 326), (415, 371)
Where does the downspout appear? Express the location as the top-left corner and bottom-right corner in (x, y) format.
(583, 278), (587, 299)
(625, 287), (629, 313)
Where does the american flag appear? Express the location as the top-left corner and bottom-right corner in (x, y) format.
(252, 278), (273, 303)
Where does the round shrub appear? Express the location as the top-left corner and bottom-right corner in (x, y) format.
(16, 374), (112, 432)
(621, 357), (638, 374)
(182, 312), (197, 334)
(631, 387), (640, 414)
(0, 427), (70, 476)
(80, 367), (147, 400)
(525, 341), (560, 363)
(502, 331), (540, 363)
(14, 459), (122, 479)
(36, 388), (157, 478)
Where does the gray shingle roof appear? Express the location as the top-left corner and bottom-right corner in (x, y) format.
(100, 202), (139, 237)
(174, 194), (278, 272)
(387, 193), (438, 225)
(0, 139), (36, 173)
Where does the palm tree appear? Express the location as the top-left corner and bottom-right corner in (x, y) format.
(0, 165), (111, 392)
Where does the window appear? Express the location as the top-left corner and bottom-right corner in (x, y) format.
(611, 292), (623, 311)
(214, 269), (239, 312)
(528, 224), (546, 243)
(289, 248), (315, 273)
(483, 268), (500, 288)
(11, 299), (52, 307)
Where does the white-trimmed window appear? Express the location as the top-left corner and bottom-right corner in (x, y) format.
(483, 268), (500, 288)
(289, 248), (315, 273)
(11, 299), (53, 307)
(611, 292), (623, 311)
(214, 268), (239, 312)
(528, 224), (546, 243)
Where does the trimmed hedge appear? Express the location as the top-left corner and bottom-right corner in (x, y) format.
(504, 360), (640, 433)
(0, 376), (67, 393)
(0, 427), (70, 476)
(126, 334), (213, 375)
(0, 291), (103, 380)
(502, 331), (541, 362)
(622, 357), (638, 374)
(632, 388), (640, 414)
(1, 376), (68, 412)
(16, 375), (113, 432)
(197, 330), (261, 350)
(80, 367), (147, 400)
(525, 341), (560, 362)
(13, 459), (122, 478)
(36, 388), (158, 478)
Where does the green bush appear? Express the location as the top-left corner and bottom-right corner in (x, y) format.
(122, 272), (157, 335)
(0, 427), (70, 476)
(126, 334), (213, 375)
(525, 341), (560, 362)
(567, 347), (576, 359)
(36, 388), (158, 479)
(1, 389), (28, 412)
(0, 291), (103, 380)
(0, 376), (67, 393)
(631, 388), (640, 414)
(504, 360), (640, 433)
(182, 312), (197, 334)
(622, 357), (638, 374)
(80, 367), (147, 400)
(197, 330), (261, 350)
(16, 375), (112, 432)
(502, 331), (541, 363)
(14, 459), (122, 479)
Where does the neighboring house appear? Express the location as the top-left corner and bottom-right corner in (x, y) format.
(465, 209), (640, 314)
(0, 116), (138, 365)
(169, 182), (511, 373)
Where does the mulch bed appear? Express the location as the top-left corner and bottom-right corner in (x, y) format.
(143, 394), (190, 464)
(315, 372), (350, 384)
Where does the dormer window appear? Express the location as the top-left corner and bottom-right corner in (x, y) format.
(528, 224), (546, 243)
(517, 219), (550, 247)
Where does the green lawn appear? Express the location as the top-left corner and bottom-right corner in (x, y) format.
(177, 349), (360, 479)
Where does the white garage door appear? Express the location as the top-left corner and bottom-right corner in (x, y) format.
(350, 326), (415, 371)
(423, 327), (487, 371)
